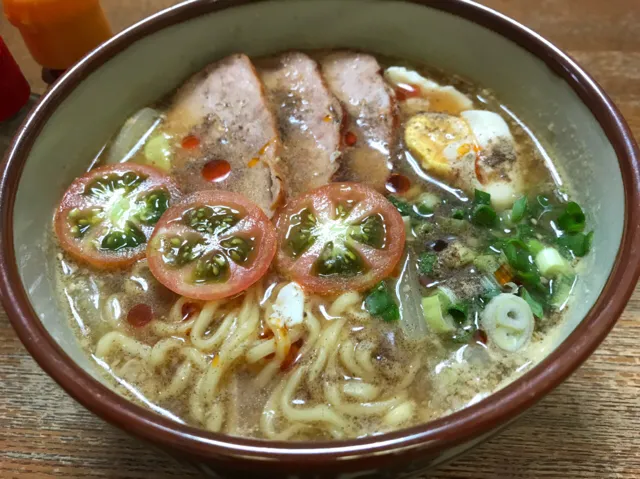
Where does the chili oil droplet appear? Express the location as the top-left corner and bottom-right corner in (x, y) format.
(127, 303), (153, 328)
(181, 302), (200, 321)
(344, 131), (357, 147)
(385, 173), (411, 194)
(395, 83), (421, 101)
(202, 159), (231, 182)
(181, 135), (200, 150)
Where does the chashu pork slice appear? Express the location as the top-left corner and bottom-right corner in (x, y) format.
(163, 54), (285, 217)
(259, 52), (344, 199)
(320, 52), (396, 191)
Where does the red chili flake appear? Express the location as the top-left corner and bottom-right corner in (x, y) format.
(127, 304), (153, 328)
(474, 329), (488, 345)
(344, 131), (357, 147)
(181, 135), (200, 150)
(280, 340), (303, 372)
(475, 155), (488, 185)
(385, 173), (411, 194)
(202, 159), (231, 182)
(181, 302), (200, 321)
(395, 83), (421, 101)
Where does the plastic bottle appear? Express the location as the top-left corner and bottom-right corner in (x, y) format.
(0, 35), (31, 122)
(3, 0), (113, 71)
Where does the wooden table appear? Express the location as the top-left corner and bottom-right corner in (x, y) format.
(1, 0), (639, 477)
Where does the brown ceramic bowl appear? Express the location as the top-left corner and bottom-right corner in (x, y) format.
(1, 1), (639, 477)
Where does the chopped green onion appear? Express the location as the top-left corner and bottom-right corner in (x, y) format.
(452, 209), (465, 220)
(520, 287), (544, 318)
(436, 286), (458, 308)
(473, 255), (500, 274)
(526, 239), (545, 256)
(516, 223), (536, 240)
(535, 247), (571, 277)
(550, 275), (577, 310)
(380, 304), (400, 322)
(503, 238), (542, 288)
(448, 302), (468, 324)
(388, 196), (413, 217)
(481, 285), (502, 303)
(421, 295), (455, 334)
(418, 252), (437, 276)
(557, 202), (586, 233)
(557, 231), (592, 257)
(510, 196), (528, 223)
(529, 194), (552, 219)
(414, 192), (440, 216)
(481, 293), (534, 352)
(471, 204), (497, 227)
(474, 189), (492, 206)
(503, 238), (529, 270)
(365, 282), (400, 322)
(537, 195), (550, 207)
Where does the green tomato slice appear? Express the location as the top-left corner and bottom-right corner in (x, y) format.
(276, 183), (406, 295)
(54, 163), (181, 269)
(147, 190), (277, 301)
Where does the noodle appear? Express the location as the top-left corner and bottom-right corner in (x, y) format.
(327, 292), (362, 317)
(308, 319), (345, 383)
(95, 332), (150, 360)
(339, 339), (374, 382)
(90, 281), (425, 439)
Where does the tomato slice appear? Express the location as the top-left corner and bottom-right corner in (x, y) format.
(54, 164), (181, 269)
(276, 183), (406, 295)
(147, 191), (277, 300)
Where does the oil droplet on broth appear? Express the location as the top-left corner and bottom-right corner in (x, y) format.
(181, 135), (200, 150)
(202, 159), (231, 182)
(345, 131), (357, 147)
(394, 83), (421, 101)
(386, 173), (411, 194)
(127, 304), (153, 328)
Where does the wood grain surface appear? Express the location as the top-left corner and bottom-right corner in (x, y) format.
(1, 0), (639, 477)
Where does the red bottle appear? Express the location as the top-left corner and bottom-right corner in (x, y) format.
(0, 36), (31, 122)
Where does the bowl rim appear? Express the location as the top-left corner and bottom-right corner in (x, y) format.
(1, 0), (639, 470)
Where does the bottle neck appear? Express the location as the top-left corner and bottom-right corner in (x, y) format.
(42, 68), (66, 86)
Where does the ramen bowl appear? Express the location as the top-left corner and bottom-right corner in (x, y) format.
(1, 0), (639, 477)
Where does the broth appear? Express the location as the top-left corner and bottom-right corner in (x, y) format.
(53, 51), (592, 440)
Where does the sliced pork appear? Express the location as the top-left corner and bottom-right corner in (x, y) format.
(163, 54), (285, 217)
(259, 52), (343, 198)
(321, 52), (396, 191)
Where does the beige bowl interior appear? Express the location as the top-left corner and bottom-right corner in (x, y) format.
(13, 0), (621, 387)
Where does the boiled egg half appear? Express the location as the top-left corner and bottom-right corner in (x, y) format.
(405, 110), (522, 209)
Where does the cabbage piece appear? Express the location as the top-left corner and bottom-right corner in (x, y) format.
(105, 108), (162, 164)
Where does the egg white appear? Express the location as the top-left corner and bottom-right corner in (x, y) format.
(384, 66), (474, 114)
(269, 282), (305, 329)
